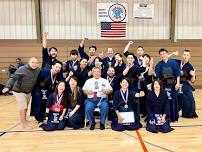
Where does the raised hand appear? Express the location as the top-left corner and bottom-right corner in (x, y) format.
(128, 41), (134, 45)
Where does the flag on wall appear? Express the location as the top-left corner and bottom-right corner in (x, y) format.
(100, 22), (126, 38)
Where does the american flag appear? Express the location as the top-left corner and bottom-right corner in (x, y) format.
(100, 22), (126, 38)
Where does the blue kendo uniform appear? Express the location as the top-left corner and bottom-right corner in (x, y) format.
(114, 62), (126, 76)
(176, 59), (197, 118)
(65, 60), (80, 73)
(105, 74), (123, 121)
(111, 89), (142, 131)
(103, 56), (116, 69)
(65, 86), (85, 129)
(42, 93), (67, 131)
(124, 51), (142, 66)
(146, 91), (174, 133)
(155, 59), (180, 122)
(124, 65), (145, 93)
(42, 47), (61, 69)
(31, 68), (64, 123)
(73, 66), (90, 88)
(139, 68), (153, 117)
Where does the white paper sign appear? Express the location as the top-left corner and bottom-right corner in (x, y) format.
(134, 3), (154, 19)
(120, 112), (135, 123)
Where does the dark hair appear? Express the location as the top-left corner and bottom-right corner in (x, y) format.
(115, 52), (122, 57)
(143, 54), (151, 60)
(89, 45), (97, 51)
(53, 81), (66, 104)
(52, 61), (62, 66)
(70, 49), (78, 55)
(69, 76), (80, 101)
(151, 79), (164, 92)
(126, 52), (135, 58)
(70, 76), (78, 83)
(184, 49), (191, 53)
(158, 48), (168, 54)
(120, 77), (130, 87)
(137, 46), (144, 50)
(80, 57), (88, 62)
(49, 47), (58, 52)
(94, 57), (103, 62)
(16, 58), (22, 61)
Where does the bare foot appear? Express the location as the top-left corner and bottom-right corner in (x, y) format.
(23, 125), (32, 130)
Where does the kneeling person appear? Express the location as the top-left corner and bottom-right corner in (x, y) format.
(146, 80), (174, 133)
(111, 78), (142, 131)
(42, 81), (67, 131)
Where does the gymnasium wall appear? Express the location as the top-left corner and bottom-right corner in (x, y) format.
(0, 40), (202, 88)
(1, 0), (202, 39)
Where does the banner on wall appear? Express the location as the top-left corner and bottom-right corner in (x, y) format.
(97, 3), (128, 23)
(133, 3), (154, 19)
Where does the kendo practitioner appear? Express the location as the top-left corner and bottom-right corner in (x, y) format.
(65, 77), (85, 129)
(65, 49), (80, 73)
(111, 78), (142, 131)
(103, 48), (116, 69)
(105, 67), (122, 120)
(155, 48), (180, 122)
(42, 81), (67, 131)
(31, 61), (63, 125)
(42, 32), (61, 69)
(123, 41), (144, 66)
(78, 38), (97, 67)
(72, 58), (90, 88)
(114, 53), (126, 76)
(123, 53), (146, 93)
(176, 50), (198, 118)
(139, 54), (156, 118)
(146, 80), (174, 133)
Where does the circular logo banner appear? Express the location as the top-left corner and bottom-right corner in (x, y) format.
(108, 3), (127, 22)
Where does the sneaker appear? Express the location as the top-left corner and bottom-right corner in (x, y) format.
(100, 123), (105, 130)
(90, 124), (95, 130)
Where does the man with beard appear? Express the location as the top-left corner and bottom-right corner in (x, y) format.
(123, 41), (145, 66)
(103, 48), (116, 69)
(42, 32), (61, 69)
(31, 61), (63, 126)
(78, 38), (97, 67)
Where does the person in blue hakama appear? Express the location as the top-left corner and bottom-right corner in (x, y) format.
(111, 78), (142, 131)
(155, 48), (181, 122)
(146, 80), (174, 133)
(31, 61), (63, 124)
(65, 77), (85, 129)
(42, 81), (67, 131)
(176, 50), (198, 118)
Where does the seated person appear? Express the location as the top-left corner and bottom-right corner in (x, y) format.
(42, 81), (67, 131)
(65, 77), (85, 129)
(8, 58), (24, 78)
(111, 78), (142, 131)
(82, 67), (112, 130)
(146, 80), (174, 133)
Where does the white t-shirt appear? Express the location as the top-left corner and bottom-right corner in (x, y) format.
(82, 77), (113, 98)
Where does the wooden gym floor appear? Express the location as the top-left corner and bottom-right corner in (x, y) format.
(0, 90), (202, 152)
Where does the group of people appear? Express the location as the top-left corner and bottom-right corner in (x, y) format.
(2, 32), (198, 133)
